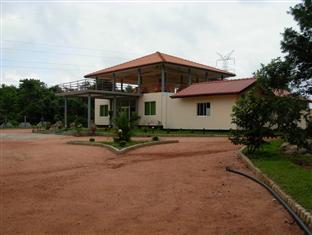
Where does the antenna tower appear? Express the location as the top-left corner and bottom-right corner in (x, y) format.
(216, 50), (235, 72)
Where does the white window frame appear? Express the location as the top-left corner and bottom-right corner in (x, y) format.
(197, 102), (211, 116)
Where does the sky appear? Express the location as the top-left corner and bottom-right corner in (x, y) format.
(1, 0), (300, 87)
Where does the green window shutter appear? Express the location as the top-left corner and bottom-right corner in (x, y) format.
(100, 105), (108, 117)
(151, 101), (156, 115)
(100, 105), (104, 116)
(104, 105), (108, 116)
(145, 102), (149, 115)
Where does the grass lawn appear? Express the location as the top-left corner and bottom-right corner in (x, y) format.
(35, 127), (230, 137)
(94, 128), (230, 137)
(245, 140), (312, 212)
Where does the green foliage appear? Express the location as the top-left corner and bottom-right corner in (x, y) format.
(119, 140), (127, 147)
(0, 79), (88, 126)
(152, 136), (159, 141)
(230, 89), (275, 153)
(0, 85), (19, 123)
(113, 112), (132, 142)
(75, 123), (83, 135)
(256, 58), (292, 92)
(281, 0), (312, 95)
(113, 112), (140, 142)
(272, 96), (310, 148)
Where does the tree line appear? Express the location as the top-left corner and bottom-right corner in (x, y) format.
(0, 79), (89, 126)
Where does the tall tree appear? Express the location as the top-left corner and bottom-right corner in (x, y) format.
(281, 0), (312, 95)
(18, 79), (49, 123)
(0, 85), (19, 123)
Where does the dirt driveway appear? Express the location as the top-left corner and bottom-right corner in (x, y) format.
(0, 129), (303, 235)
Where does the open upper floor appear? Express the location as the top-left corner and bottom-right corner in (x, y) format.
(56, 51), (235, 97)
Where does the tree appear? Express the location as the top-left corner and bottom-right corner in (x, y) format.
(254, 53), (311, 150)
(0, 79), (90, 126)
(256, 58), (292, 93)
(230, 89), (275, 153)
(0, 85), (19, 124)
(17, 79), (48, 124)
(281, 0), (312, 95)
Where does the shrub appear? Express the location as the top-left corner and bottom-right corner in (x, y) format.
(89, 138), (95, 142)
(113, 112), (140, 142)
(119, 140), (127, 147)
(45, 122), (51, 130)
(113, 112), (131, 141)
(152, 136), (159, 141)
(230, 89), (275, 153)
(75, 123), (82, 136)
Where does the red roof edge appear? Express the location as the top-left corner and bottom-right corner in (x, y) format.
(171, 77), (257, 98)
(84, 51), (236, 78)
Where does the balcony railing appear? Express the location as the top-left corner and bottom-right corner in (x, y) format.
(56, 78), (133, 93)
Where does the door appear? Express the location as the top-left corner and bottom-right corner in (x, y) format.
(120, 106), (130, 119)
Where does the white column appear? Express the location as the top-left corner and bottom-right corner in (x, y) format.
(64, 97), (68, 128)
(87, 94), (91, 129)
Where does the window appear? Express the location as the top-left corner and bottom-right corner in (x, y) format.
(100, 105), (109, 117)
(144, 101), (156, 115)
(197, 102), (211, 116)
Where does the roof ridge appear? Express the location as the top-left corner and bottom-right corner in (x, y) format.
(191, 77), (256, 86)
(156, 51), (166, 62)
(85, 51), (237, 78)
(85, 52), (161, 76)
(160, 52), (234, 75)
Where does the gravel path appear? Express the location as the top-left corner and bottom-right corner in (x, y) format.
(0, 129), (303, 235)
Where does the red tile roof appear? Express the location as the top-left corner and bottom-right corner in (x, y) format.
(171, 78), (257, 98)
(84, 51), (235, 78)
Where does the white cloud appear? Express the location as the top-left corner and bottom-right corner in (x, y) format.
(2, 1), (300, 86)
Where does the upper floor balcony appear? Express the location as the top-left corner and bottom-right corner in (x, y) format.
(56, 52), (235, 98)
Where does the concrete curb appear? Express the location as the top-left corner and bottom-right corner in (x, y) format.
(238, 147), (312, 229)
(67, 140), (179, 155)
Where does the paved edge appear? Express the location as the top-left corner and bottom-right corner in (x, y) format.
(238, 147), (312, 229)
(67, 140), (179, 155)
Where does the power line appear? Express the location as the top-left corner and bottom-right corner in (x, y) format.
(4, 59), (98, 68)
(3, 65), (91, 71)
(4, 39), (140, 56)
(2, 47), (127, 59)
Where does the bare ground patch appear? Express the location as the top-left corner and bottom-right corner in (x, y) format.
(0, 129), (304, 235)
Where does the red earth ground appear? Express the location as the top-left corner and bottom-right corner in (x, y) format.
(0, 129), (303, 235)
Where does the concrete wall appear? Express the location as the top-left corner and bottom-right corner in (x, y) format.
(96, 93), (308, 130)
(138, 93), (163, 126)
(138, 92), (238, 130)
(94, 99), (110, 126)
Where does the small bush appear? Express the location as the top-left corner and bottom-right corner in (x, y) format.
(45, 122), (51, 130)
(75, 123), (82, 136)
(119, 140), (127, 147)
(152, 136), (159, 141)
(89, 138), (95, 142)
